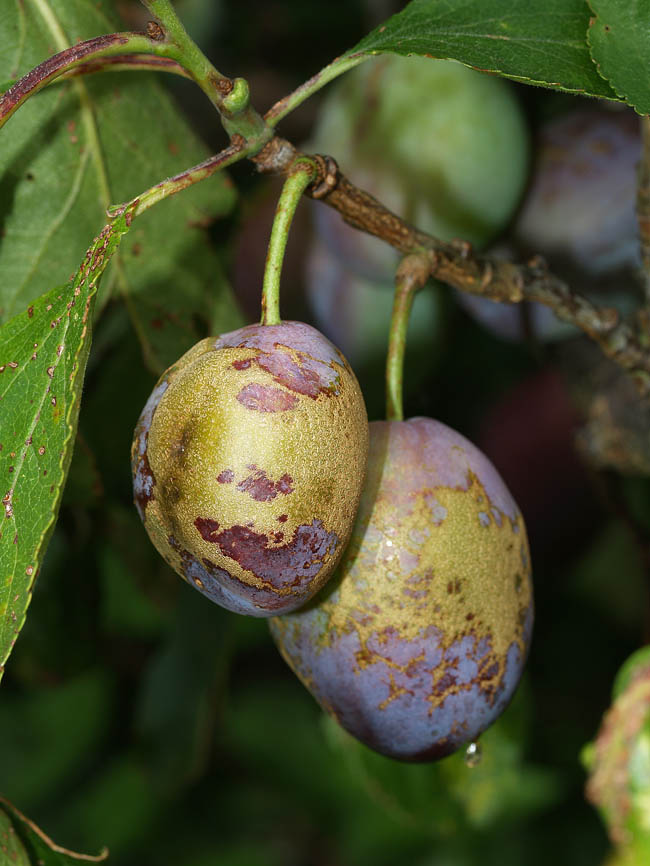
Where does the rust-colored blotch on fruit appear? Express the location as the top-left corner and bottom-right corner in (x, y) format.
(270, 418), (533, 761)
(131, 321), (369, 617)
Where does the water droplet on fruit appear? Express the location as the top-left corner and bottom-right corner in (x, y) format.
(464, 741), (482, 768)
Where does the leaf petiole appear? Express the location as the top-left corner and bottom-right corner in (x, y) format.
(109, 141), (252, 220)
(0, 32), (173, 130)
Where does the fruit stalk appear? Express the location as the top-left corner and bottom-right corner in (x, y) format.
(261, 160), (319, 325)
(386, 255), (431, 421)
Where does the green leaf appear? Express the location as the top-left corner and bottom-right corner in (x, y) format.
(0, 212), (132, 681)
(343, 0), (618, 99)
(0, 0), (239, 374)
(0, 805), (30, 866)
(0, 799), (107, 865)
(588, 0), (650, 113)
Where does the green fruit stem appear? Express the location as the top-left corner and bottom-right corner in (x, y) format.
(261, 160), (318, 326)
(386, 255), (431, 422)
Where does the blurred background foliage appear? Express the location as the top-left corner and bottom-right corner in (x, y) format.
(2, 0), (650, 864)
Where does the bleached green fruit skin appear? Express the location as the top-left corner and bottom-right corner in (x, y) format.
(131, 321), (369, 618)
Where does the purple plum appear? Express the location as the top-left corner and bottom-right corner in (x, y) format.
(270, 417), (533, 761)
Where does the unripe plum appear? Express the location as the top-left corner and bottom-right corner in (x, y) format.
(131, 321), (369, 617)
(310, 54), (529, 281)
(306, 56), (528, 362)
(270, 417), (533, 761)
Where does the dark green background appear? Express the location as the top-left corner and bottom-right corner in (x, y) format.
(2, 0), (649, 863)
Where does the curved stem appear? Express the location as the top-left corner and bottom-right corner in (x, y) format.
(108, 140), (251, 220)
(386, 255), (431, 422)
(140, 0), (228, 106)
(261, 160), (318, 326)
(0, 32), (163, 130)
(265, 54), (366, 127)
(57, 54), (191, 81)
(141, 0), (270, 145)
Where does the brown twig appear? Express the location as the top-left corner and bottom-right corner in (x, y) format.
(254, 136), (650, 394)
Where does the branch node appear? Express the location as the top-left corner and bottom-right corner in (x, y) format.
(451, 239), (473, 260)
(480, 262), (494, 291)
(146, 21), (165, 41)
(309, 155), (339, 199)
(527, 254), (548, 274)
(252, 136), (297, 174)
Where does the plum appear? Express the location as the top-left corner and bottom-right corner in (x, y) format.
(515, 108), (641, 275)
(456, 108), (641, 342)
(131, 321), (369, 617)
(270, 417), (533, 761)
(306, 55), (528, 361)
(305, 238), (442, 367)
(311, 55), (529, 261)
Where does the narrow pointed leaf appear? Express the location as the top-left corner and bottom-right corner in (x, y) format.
(0, 805), (30, 866)
(0, 211), (133, 680)
(0, 798), (107, 865)
(588, 0), (650, 114)
(342, 0), (618, 99)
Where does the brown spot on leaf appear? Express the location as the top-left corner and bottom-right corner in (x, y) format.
(236, 383), (298, 413)
(217, 469), (234, 484)
(232, 359), (251, 370)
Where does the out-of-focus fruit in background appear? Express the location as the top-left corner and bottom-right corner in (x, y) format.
(305, 55), (529, 369)
(458, 108), (641, 343)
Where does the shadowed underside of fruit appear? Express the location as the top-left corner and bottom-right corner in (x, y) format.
(131, 321), (369, 616)
(271, 418), (533, 761)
